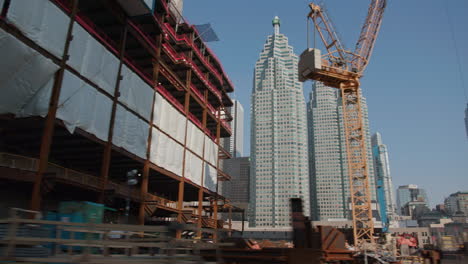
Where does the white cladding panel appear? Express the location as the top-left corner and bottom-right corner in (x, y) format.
(153, 92), (186, 143)
(8, 0), (69, 57)
(113, 105), (149, 158)
(184, 151), (203, 186)
(204, 136), (218, 166)
(204, 163), (217, 192)
(186, 121), (204, 156)
(57, 71), (112, 142)
(150, 128), (184, 177)
(68, 24), (119, 95)
(0, 28), (58, 117)
(119, 65), (154, 121)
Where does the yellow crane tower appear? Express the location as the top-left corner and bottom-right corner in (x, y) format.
(298, 0), (387, 246)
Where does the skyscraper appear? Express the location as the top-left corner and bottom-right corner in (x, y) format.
(250, 17), (310, 227)
(307, 82), (376, 221)
(396, 185), (429, 216)
(223, 100), (244, 157)
(221, 157), (250, 220)
(372, 132), (397, 227)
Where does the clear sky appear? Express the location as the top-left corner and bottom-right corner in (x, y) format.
(184, 0), (468, 207)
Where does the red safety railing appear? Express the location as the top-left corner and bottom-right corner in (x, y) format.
(159, 65), (184, 91)
(206, 102), (216, 117)
(156, 84), (184, 113)
(123, 56), (155, 87)
(221, 119), (232, 135)
(190, 84), (205, 103)
(188, 112), (202, 128)
(50, 0), (72, 13)
(128, 20), (158, 50)
(162, 42), (186, 64)
(157, 1), (225, 85)
(75, 14), (119, 56)
(161, 40), (221, 101)
(162, 22), (225, 89)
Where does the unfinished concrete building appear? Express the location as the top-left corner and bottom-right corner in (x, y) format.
(0, 0), (236, 236)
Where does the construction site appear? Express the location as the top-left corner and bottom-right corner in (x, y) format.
(0, 0), (466, 263)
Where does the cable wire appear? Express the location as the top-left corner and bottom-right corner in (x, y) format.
(444, 1), (468, 102)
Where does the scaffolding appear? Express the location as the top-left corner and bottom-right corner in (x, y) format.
(0, 0), (236, 239)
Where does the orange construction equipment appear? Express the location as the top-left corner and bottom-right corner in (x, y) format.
(299, 0), (387, 247)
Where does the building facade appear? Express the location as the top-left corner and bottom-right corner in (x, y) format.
(372, 132), (397, 227)
(307, 82), (376, 221)
(222, 100), (244, 158)
(250, 17), (310, 227)
(397, 185), (429, 216)
(221, 157), (250, 220)
(445, 191), (468, 217)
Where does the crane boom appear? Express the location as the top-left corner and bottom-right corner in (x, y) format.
(299, 1), (386, 247)
(353, 0), (387, 74)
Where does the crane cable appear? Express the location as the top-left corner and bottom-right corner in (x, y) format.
(444, 1), (468, 103)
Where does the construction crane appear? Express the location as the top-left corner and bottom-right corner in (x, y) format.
(299, 0), (387, 247)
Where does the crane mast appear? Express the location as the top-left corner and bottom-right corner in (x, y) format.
(299, 1), (387, 246)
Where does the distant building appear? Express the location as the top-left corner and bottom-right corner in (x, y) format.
(250, 17), (310, 227)
(436, 204), (446, 214)
(221, 157), (250, 221)
(307, 82), (376, 221)
(417, 210), (446, 227)
(389, 227), (432, 247)
(222, 100), (244, 157)
(396, 185), (429, 216)
(444, 191), (468, 217)
(371, 132), (397, 228)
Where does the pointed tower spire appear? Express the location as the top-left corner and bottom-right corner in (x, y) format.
(272, 16), (280, 35)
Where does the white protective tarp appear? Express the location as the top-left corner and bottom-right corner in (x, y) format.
(57, 71), (112, 141)
(184, 151), (202, 186)
(119, 65), (154, 121)
(150, 128), (184, 177)
(113, 105), (149, 159)
(68, 23), (119, 95)
(0, 28), (59, 116)
(204, 136), (218, 166)
(153, 93), (186, 143)
(7, 0), (69, 58)
(186, 121), (205, 157)
(203, 163), (217, 192)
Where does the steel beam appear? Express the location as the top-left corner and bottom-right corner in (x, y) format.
(31, 0), (80, 212)
(139, 34), (163, 225)
(98, 24), (129, 203)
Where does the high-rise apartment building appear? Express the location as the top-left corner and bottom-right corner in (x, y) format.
(250, 17), (310, 227)
(307, 82), (376, 221)
(222, 100), (244, 157)
(372, 132), (397, 226)
(396, 185), (429, 215)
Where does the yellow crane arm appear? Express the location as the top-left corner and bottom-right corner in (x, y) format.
(301, 1), (387, 247)
(352, 0), (387, 74)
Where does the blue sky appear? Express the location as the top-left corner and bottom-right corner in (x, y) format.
(184, 0), (468, 207)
